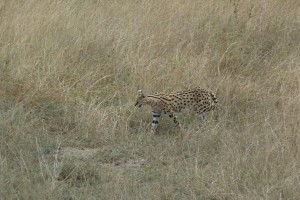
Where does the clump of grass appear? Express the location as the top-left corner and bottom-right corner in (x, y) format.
(58, 160), (100, 186)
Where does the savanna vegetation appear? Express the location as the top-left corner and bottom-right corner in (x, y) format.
(1, 0), (300, 199)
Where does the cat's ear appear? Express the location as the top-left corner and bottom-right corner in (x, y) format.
(138, 89), (147, 97)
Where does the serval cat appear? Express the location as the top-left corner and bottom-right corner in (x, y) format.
(134, 87), (218, 134)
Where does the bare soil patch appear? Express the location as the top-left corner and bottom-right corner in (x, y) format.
(105, 157), (146, 170)
(59, 147), (100, 158)
(59, 147), (146, 170)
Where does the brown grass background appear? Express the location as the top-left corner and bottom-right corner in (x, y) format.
(1, 0), (300, 199)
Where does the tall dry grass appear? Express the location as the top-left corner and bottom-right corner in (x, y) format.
(1, 0), (300, 199)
